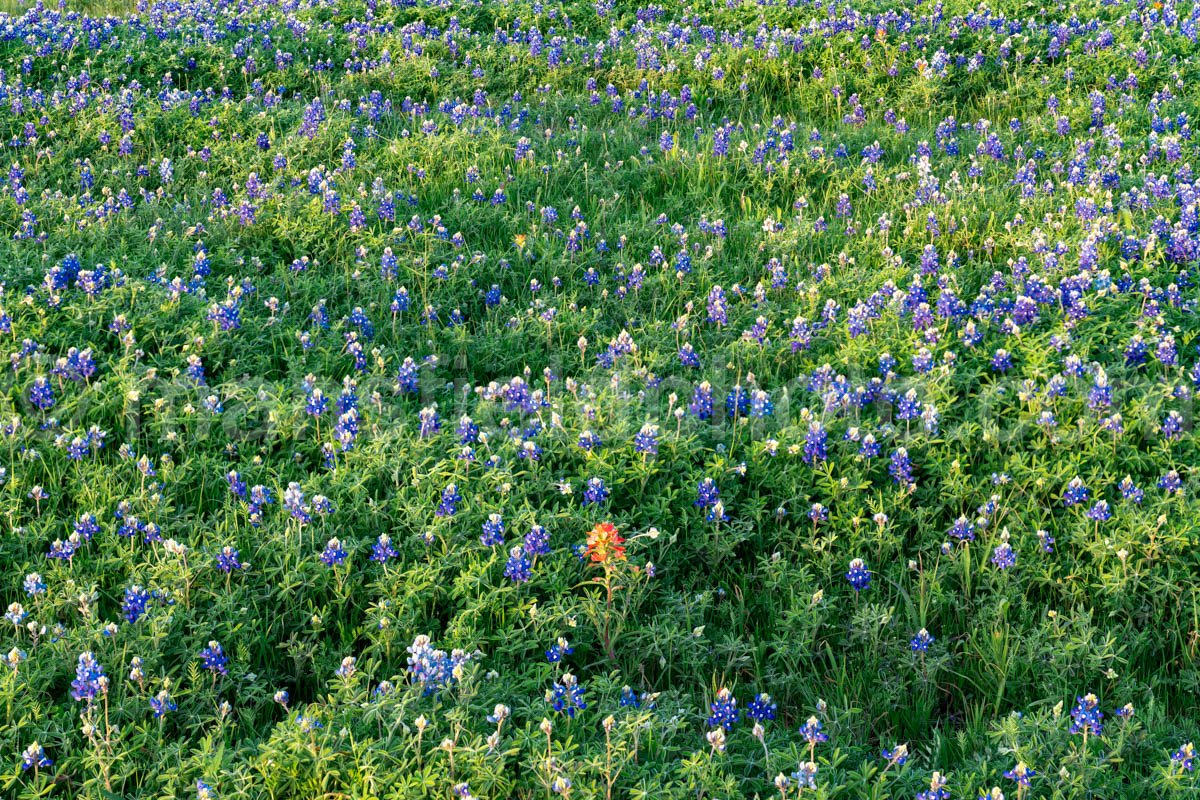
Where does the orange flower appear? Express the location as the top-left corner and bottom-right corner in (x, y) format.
(585, 522), (626, 565)
(514, 234), (527, 250)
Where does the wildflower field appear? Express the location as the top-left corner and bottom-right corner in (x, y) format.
(1, 0), (1199, 796)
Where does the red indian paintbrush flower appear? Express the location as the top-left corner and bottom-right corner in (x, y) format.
(585, 522), (625, 565)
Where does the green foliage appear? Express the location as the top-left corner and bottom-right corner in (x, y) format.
(0, 0), (1198, 796)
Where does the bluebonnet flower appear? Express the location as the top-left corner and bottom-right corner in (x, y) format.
(578, 430), (602, 451)
(695, 479), (721, 508)
(790, 316), (814, 352)
(918, 772), (950, 800)
(707, 688), (739, 729)
(55, 348), (96, 383)
(504, 546), (532, 582)
(116, 515), (142, 539)
(911, 629), (935, 652)
(122, 585), (153, 623)
(1069, 693), (1104, 737)
(545, 636), (574, 663)
(29, 377), (55, 411)
(749, 390), (773, 418)
(913, 349), (935, 373)
(743, 317), (770, 346)
(396, 357), (420, 393)
(486, 704), (511, 727)
(1153, 387), (1183, 426)
(1172, 743), (1195, 772)
(196, 780), (217, 800)
(299, 97), (325, 139)
(1159, 470), (1183, 494)
(296, 714), (323, 734)
(419, 405), (441, 438)
(150, 689), (177, 718)
(1063, 477), (1090, 506)
(4, 602), (26, 627)
(882, 744), (908, 766)
(66, 513), (95, 544)
(75, 514), (102, 541)
(524, 525), (551, 557)
(678, 343), (701, 368)
(23, 573), (45, 596)
(800, 715), (829, 747)
(371, 535), (398, 563)
(548, 672), (587, 717)
(747, 693), (777, 722)
(859, 434), (881, 458)
(896, 390), (922, 421)
(183, 354), (206, 385)
(71, 652), (107, 704)
(66, 437), (89, 461)
(889, 448), (914, 487)
(712, 126), (730, 156)
(846, 558), (871, 591)
(936, 513), (974, 544)
(690, 382), (714, 419)
(226, 471), (247, 499)
(129, 657), (145, 686)
(305, 389), (328, 418)
(582, 477), (610, 506)
(991, 535), (1016, 570)
(1003, 762), (1035, 790)
(320, 538), (348, 566)
(948, 516), (976, 542)
(437, 484), (462, 517)
(480, 514), (505, 546)
(335, 657), (357, 679)
(20, 742), (52, 771)
(5, 648), (26, 671)
(247, 486), (273, 526)
(200, 641), (229, 675)
(1036, 530), (1055, 554)
(314, 494), (338, 520)
(707, 286), (728, 326)
(283, 483), (312, 524)
(47, 538), (78, 561)
(1124, 336), (1149, 366)
(803, 422), (828, 464)
(726, 386), (750, 418)
(1088, 370), (1112, 409)
(216, 546), (244, 573)
(791, 761), (819, 790)
(707, 500), (730, 524)
(1086, 501), (1111, 522)
(457, 416), (479, 444)
(633, 424), (660, 455)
